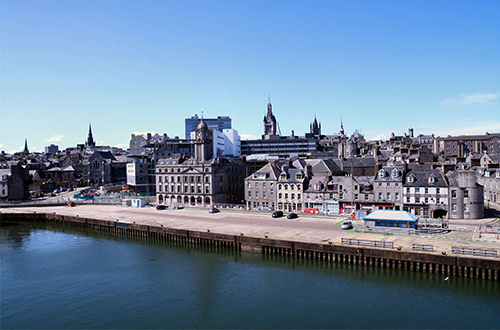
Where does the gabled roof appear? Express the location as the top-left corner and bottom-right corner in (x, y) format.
(363, 210), (419, 222)
(404, 169), (448, 187)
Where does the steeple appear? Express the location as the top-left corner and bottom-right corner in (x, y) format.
(86, 123), (96, 148)
(23, 139), (29, 154)
(340, 117), (345, 136)
(263, 95), (277, 139)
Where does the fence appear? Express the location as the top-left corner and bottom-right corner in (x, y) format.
(354, 226), (415, 236)
(412, 244), (434, 251)
(341, 238), (394, 248)
(451, 247), (498, 257)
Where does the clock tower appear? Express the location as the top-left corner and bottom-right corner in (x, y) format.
(194, 118), (213, 161)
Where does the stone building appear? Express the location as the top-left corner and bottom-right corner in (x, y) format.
(373, 166), (405, 210)
(155, 119), (251, 207)
(403, 169), (449, 218)
(244, 161), (284, 211)
(447, 170), (484, 219)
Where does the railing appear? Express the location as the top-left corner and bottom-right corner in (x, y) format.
(355, 226), (415, 236)
(451, 247), (498, 257)
(412, 244), (434, 251)
(341, 238), (394, 248)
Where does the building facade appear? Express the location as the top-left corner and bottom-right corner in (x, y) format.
(185, 114), (231, 140)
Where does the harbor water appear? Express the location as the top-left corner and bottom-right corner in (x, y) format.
(1, 223), (499, 329)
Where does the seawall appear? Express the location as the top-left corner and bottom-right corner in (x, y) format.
(1, 212), (499, 281)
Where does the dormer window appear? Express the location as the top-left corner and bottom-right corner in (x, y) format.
(407, 176), (414, 183)
(378, 169), (386, 178)
(391, 169), (400, 178)
(428, 177), (436, 184)
(296, 173), (303, 180)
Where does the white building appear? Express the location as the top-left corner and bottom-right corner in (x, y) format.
(191, 128), (241, 158)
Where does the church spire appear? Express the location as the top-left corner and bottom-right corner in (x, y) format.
(86, 123), (96, 148)
(23, 139), (29, 154)
(340, 117), (345, 136)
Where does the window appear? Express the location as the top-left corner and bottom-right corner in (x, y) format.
(425, 188), (428, 194)
(436, 188), (440, 194)
(270, 188), (274, 195)
(263, 191), (267, 199)
(406, 197), (411, 203)
(464, 190), (469, 198)
(354, 194), (358, 200)
(255, 191), (259, 198)
(416, 197), (420, 203)
(387, 193), (391, 200)
(255, 183), (259, 189)
(248, 183), (252, 188)
(408, 176), (414, 183)
(248, 191), (251, 198)
(378, 192), (383, 199)
(415, 188), (420, 193)
(452, 190), (457, 198)
(406, 187), (410, 193)
(365, 194), (369, 200)
(395, 193), (399, 200)
(452, 204), (457, 211)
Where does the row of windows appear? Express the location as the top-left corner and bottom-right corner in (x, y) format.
(406, 187), (443, 194)
(158, 184), (210, 194)
(158, 175), (210, 183)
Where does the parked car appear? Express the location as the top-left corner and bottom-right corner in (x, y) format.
(341, 220), (353, 230)
(209, 207), (220, 213)
(156, 205), (167, 210)
(287, 213), (298, 219)
(272, 211), (284, 218)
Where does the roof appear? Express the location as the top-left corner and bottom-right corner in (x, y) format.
(363, 210), (419, 222)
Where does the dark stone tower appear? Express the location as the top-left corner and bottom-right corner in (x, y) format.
(23, 139), (29, 154)
(310, 116), (321, 137)
(262, 96), (278, 140)
(86, 123), (96, 148)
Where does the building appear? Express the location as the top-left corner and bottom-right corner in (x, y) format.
(441, 133), (500, 159)
(185, 114), (231, 140)
(0, 161), (31, 201)
(45, 144), (59, 154)
(373, 166), (405, 210)
(447, 170), (484, 219)
(244, 161), (284, 211)
(363, 210), (419, 229)
(241, 137), (318, 158)
(403, 169), (449, 218)
(156, 119), (251, 207)
(126, 155), (152, 193)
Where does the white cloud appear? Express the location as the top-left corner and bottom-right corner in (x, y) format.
(416, 120), (500, 137)
(240, 134), (259, 140)
(440, 92), (499, 107)
(44, 134), (64, 143)
(371, 133), (387, 141)
(114, 143), (129, 149)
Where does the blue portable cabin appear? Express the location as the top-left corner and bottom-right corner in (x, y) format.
(362, 210), (419, 229)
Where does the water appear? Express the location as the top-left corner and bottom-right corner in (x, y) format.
(1, 223), (499, 329)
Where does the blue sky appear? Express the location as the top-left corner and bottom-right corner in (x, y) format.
(1, 0), (499, 153)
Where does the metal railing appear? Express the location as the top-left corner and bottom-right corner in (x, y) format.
(451, 247), (498, 257)
(354, 226), (415, 236)
(341, 238), (394, 248)
(412, 244), (434, 251)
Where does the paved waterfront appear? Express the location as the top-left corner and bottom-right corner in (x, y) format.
(2, 204), (500, 257)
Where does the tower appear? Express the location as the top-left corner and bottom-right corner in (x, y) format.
(262, 96), (278, 140)
(310, 116), (321, 137)
(194, 118), (213, 162)
(23, 139), (29, 154)
(86, 123), (96, 148)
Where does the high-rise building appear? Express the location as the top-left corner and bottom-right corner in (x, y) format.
(185, 114), (231, 139)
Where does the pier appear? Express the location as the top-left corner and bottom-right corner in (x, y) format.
(1, 205), (499, 281)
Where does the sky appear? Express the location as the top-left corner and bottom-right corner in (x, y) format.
(1, 0), (499, 154)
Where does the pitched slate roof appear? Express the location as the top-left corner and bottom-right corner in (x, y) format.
(404, 169), (448, 187)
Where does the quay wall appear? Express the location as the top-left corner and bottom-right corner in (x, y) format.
(2, 212), (499, 281)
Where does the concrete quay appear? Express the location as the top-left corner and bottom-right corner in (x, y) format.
(2, 204), (500, 280)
